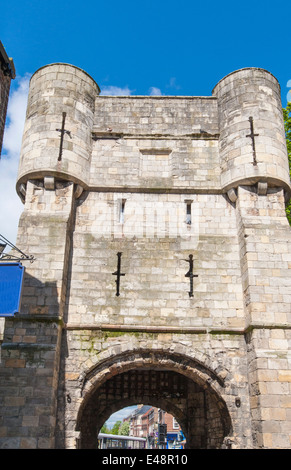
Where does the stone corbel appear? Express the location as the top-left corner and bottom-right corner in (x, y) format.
(227, 188), (237, 203)
(257, 181), (268, 195)
(44, 176), (55, 190)
(19, 183), (26, 197)
(74, 184), (83, 199)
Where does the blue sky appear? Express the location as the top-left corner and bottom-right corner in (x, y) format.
(2, 0), (291, 102)
(1, 0), (290, 427)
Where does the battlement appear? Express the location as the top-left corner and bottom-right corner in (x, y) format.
(16, 64), (291, 202)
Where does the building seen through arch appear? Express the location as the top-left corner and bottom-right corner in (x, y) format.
(105, 404), (186, 449)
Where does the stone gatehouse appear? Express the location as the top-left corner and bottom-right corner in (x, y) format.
(0, 65), (291, 449)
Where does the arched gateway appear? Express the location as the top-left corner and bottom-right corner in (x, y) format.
(73, 348), (232, 449)
(0, 65), (291, 449)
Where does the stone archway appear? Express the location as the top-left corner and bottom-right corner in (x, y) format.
(75, 349), (232, 449)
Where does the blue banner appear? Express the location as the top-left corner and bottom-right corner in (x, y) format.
(0, 263), (25, 316)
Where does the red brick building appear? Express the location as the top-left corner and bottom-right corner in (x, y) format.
(128, 405), (184, 449)
(128, 404), (151, 438)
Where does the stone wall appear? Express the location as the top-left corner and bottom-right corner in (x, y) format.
(0, 42), (15, 156)
(0, 68), (11, 156)
(66, 191), (242, 330)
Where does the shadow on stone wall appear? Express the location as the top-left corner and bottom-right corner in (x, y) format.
(0, 270), (62, 449)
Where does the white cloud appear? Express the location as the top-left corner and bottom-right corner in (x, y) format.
(287, 80), (291, 102)
(149, 86), (163, 96)
(167, 77), (181, 91)
(100, 85), (133, 96)
(0, 74), (30, 245)
(105, 406), (137, 429)
(100, 84), (164, 96)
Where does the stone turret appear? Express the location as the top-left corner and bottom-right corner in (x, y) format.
(17, 63), (99, 199)
(213, 67), (291, 202)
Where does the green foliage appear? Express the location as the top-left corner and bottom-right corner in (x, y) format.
(100, 419), (130, 436)
(283, 103), (291, 156)
(111, 420), (122, 435)
(118, 420), (130, 436)
(100, 423), (110, 434)
(283, 103), (291, 224)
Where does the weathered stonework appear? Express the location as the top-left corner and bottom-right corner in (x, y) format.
(0, 64), (291, 449)
(0, 41), (15, 157)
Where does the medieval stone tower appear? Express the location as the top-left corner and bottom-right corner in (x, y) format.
(0, 64), (291, 449)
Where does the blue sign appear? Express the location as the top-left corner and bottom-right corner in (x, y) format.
(0, 263), (25, 316)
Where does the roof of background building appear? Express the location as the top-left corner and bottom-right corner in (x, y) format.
(0, 41), (16, 79)
(131, 405), (152, 418)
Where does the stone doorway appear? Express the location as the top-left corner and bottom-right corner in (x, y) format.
(75, 350), (232, 449)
